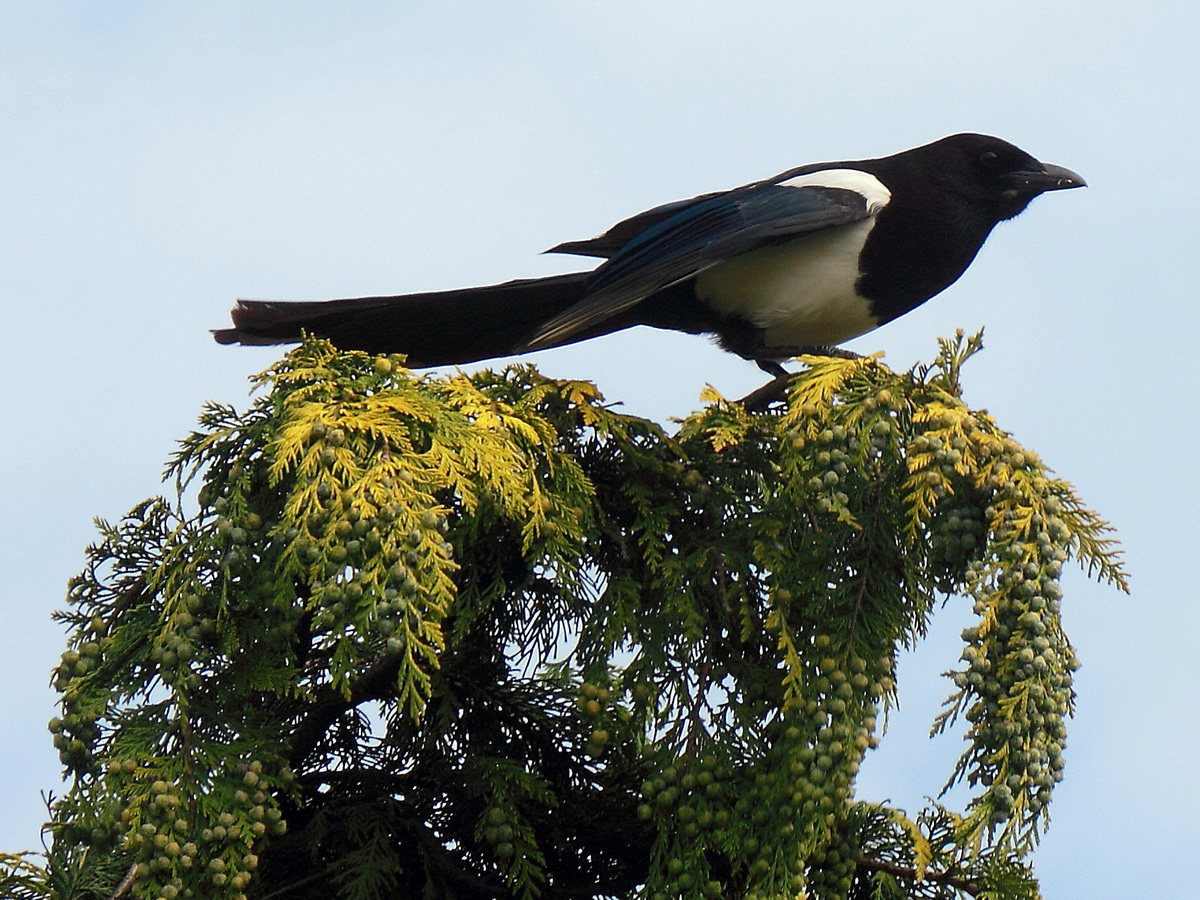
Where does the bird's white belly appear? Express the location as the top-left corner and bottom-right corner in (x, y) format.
(694, 218), (879, 348)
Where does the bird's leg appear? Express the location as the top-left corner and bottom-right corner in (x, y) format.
(740, 346), (859, 411)
(756, 359), (790, 378)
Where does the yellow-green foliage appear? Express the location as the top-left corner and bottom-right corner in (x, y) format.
(24, 334), (1125, 900)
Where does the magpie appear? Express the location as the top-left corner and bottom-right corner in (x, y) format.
(214, 134), (1084, 371)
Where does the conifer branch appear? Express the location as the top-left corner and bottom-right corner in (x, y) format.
(27, 339), (1126, 900)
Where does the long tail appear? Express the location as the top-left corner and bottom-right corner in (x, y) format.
(213, 272), (598, 367)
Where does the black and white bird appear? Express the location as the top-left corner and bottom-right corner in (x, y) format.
(214, 134), (1084, 372)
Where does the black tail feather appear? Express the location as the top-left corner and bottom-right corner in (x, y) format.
(213, 272), (596, 367)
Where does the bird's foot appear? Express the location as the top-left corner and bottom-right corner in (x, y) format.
(790, 345), (860, 360)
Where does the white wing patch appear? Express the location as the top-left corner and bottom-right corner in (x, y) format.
(778, 168), (892, 213)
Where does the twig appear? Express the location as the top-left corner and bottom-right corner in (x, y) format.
(857, 856), (982, 897)
(107, 862), (138, 900)
(288, 646), (408, 768)
(413, 819), (508, 897)
(738, 372), (791, 412)
(255, 870), (330, 900)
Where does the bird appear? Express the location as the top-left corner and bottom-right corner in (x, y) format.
(214, 133), (1084, 373)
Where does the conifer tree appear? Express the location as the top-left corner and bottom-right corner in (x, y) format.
(2, 333), (1127, 900)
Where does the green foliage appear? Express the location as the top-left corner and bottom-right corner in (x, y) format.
(20, 334), (1125, 900)
(0, 853), (51, 900)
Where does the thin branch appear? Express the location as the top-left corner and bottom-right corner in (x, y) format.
(297, 768), (434, 794)
(413, 819), (508, 897)
(739, 372), (791, 412)
(106, 862), (138, 900)
(857, 856), (982, 897)
(288, 647), (408, 768)
(255, 869), (330, 900)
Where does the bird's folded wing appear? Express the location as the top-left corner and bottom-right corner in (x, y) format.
(546, 191), (726, 259)
(524, 183), (873, 350)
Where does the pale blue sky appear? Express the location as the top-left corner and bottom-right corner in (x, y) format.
(2, 3), (1197, 897)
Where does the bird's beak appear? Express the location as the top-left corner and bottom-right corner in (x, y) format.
(1005, 162), (1087, 195)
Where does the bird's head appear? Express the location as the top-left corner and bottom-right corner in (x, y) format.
(928, 133), (1086, 221)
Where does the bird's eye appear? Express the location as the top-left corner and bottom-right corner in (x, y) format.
(979, 151), (999, 166)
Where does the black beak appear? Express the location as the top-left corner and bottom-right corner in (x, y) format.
(1005, 162), (1087, 195)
